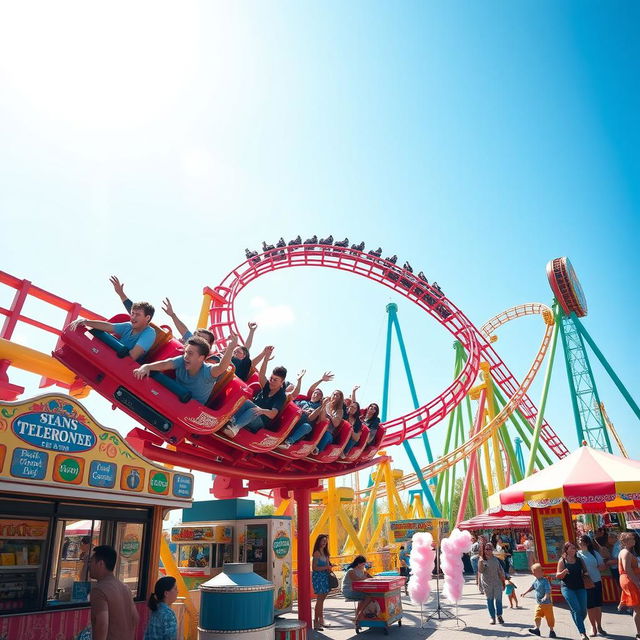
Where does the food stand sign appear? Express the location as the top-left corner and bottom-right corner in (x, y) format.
(171, 525), (232, 543)
(0, 394), (194, 508)
(389, 518), (449, 543)
(272, 530), (291, 559)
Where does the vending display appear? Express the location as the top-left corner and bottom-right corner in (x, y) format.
(0, 518), (49, 612)
(171, 506), (293, 615)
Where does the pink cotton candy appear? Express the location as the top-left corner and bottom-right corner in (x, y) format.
(407, 532), (435, 605)
(440, 528), (473, 603)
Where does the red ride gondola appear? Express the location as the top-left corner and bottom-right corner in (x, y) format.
(54, 320), (383, 471)
(54, 324), (250, 441)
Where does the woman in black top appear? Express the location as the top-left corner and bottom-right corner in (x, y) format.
(342, 401), (362, 456)
(556, 542), (589, 640)
(363, 403), (381, 445)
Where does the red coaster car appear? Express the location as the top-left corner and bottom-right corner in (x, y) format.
(358, 426), (385, 463)
(307, 420), (352, 463)
(281, 417), (330, 459)
(54, 325), (251, 442)
(225, 401), (302, 452)
(339, 425), (370, 464)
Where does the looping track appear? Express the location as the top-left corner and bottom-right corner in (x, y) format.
(206, 245), (569, 464)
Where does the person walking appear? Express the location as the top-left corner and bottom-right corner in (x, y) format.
(577, 534), (606, 636)
(312, 534), (333, 630)
(398, 545), (410, 595)
(618, 532), (640, 638)
(478, 542), (506, 625)
(144, 576), (178, 640)
(89, 545), (139, 640)
(556, 541), (589, 640)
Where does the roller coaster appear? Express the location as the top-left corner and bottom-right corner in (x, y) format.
(4, 244), (638, 629)
(1, 242), (569, 494)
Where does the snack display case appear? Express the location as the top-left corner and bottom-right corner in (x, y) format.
(0, 518), (48, 612)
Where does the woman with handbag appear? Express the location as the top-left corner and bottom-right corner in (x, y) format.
(578, 535), (607, 636)
(312, 534), (334, 630)
(556, 541), (589, 640)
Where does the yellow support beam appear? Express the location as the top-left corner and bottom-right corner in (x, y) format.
(482, 364), (506, 490)
(0, 338), (76, 384)
(275, 498), (291, 516)
(196, 292), (213, 331)
(159, 537), (198, 640)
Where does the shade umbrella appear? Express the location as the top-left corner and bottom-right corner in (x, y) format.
(458, 512), (532, 531)
(488, 445), (640, 514)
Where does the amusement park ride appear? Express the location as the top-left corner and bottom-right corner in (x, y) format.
(1, 241), (639, 628)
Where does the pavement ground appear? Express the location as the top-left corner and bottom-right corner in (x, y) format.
(281, 576), (638, 640)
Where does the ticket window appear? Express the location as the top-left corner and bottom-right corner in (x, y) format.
(48, 519), (104, 605)
(243, 524), (268, 579)
(46, 508), (150, 607)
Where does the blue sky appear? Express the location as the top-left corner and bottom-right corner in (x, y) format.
(1, 1), (639, 504)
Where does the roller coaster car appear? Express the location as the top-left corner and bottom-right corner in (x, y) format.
(339, 425), (370, 464)
(226, 400), (302, 452)
(358, 426), (385, 463)
(283, 417), (330, 459)
(54, 322), (251, 442)
(307, 420), (352, 463)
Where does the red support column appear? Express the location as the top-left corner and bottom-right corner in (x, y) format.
(294, 486), (312, 630)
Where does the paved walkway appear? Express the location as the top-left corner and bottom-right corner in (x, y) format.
(284, 576), (637, 640)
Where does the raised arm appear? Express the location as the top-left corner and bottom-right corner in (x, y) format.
(109, 275), (133, 312)
(258, 346), (274, 387)
(244, 322), (258, 350)
(251, 346), (269, 369)
(210, 334), (239, 376)
(162, 298), (191, 340)
(288, 370), (306, 400)
(307, 371), (334, 397)
(350, 384), (360, 404)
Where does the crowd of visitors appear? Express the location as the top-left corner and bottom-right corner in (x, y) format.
(467, 528), (640, 639)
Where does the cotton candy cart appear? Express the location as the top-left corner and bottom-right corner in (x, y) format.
(351, 576), (405, 635)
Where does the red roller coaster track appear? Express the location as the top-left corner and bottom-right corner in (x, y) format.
(205, 244), (570, 459)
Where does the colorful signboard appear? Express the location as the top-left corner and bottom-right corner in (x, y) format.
(0, 394), (193, 507)
(389, 518), (449, 543)
(171, 525), (233, 543)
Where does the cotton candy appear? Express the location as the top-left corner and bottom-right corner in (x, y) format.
(440, 528), (473, 603)
(407, 532), (435, 605)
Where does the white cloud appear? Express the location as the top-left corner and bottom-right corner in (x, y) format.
(248, 296), (295, 328)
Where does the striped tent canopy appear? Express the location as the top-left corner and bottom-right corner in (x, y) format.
(458, 513), (531, 531)
(488, 445), (640, 515)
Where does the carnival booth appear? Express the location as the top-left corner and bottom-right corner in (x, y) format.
(458, 513), (533, 572)
(488, 445), (640, 603)
(171, 499), (293, 615)
(0, 394), (193, 640)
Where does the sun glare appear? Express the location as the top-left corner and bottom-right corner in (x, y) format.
(0, 2), (198, 128)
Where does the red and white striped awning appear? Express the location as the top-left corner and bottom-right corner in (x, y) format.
(458, 513), (531, 531)
(488, 446), (640, 514)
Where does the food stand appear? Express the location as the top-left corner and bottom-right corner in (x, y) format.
(459, 513), (533, 572)
(351, 576), (405, 635)
(488, 445), (640, 603)
(0, 394), (193, 640)
(171, 499), (293, 615)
